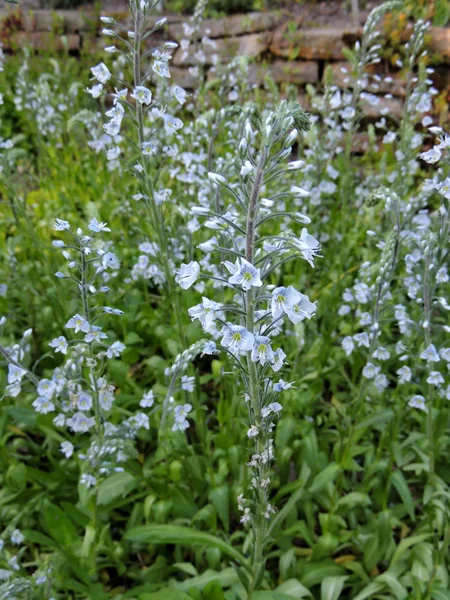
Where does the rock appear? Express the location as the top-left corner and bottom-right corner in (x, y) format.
(173, 33), (269, 66)
(168, 12), (280, 41)
(325, 62), (407, 98)
(248, 59), (318, 86)
(270, 27), (359, 60)
(429, 27), (450, 64)
(3, 32), (80, 51)
(170, 66), (200, 89)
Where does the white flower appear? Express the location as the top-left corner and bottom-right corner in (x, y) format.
(225, 258), (262, 291)
(37, 378), (57, 398)
(181, 375), (195, 392)
(419, 147), (441, 164)
(273, 379), (294, 392)
(49, 336), (68, 354)
(271, 348), (286, 372)
(292, 228), (321, 267)
(10, 530), (24, 545)
(85, 326), (108, 343)
(140, 391), (155, 408)
(67, 411), (95, 432)
(408, 395), (427, 412)
(102, 252), (120, 270)
(173, 85), (187, 105)
(89, 218), (111, 232)
(362, 363), (380, 380)
(397, 366), (411, 384)
(247, 425), (259, 438)
(106, 341), (126, 358)
(251, 336), (274, 365)
(188, 297), (222, 330)
(175, 261), (200, 289)
(53, 218), (70, 230)
(172, 404), (192, 432)
(271, 286), (301, 319)
(427, 371), (444, 385)
(221, 324), (254, 353)
(77, 392), (93, 411)
(91, 62), (111, 84)
(8, 364), (27, 384)
(85, 83), (103, 98)
(261, 402), (282, 418)
(420, 343), (440, 363)
(163, 114), (183, 134)
(286, 293), (316, 324)
(60, 441), (74, 458)
(153, 60), (171, 78)
(131, 86), (152, 105)
(32, 396), (55, 414)
(66, 314), (90, 334)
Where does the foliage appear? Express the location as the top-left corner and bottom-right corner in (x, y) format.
(0, 1), (449, 599)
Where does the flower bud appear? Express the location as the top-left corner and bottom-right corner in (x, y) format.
(284, 129), (298, 147)
(208, 172), (226, 186)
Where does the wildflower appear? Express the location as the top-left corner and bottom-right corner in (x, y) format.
(49, 336), (68, 354)
(32, 396), (55, 414)
(261, 402), (283, 418)
(225, 258), (262, 291)
(181, 375), (195, 392)
(373, 347), (390, 361)
(408, 395), (427, 412)
(131, 86), (152, 105)
(240, 507), (251, 524)
(271, 286), (302, 319)
(106, 341), (126, 358)
(172, 404), (192, 432)
(292, 228), (321, 267)
(91, 62), (111, 84)
(286, 293), (316, 324)
(85, 84), (103, 98)
(342, 336), (355, 356)
(67, 411), (95, 433)
(188, 297), (222, 330)
(66, 314), (90, 334)
(84, 326), (108, 343)
(163, 114), (183, 134)
(397, 366), (412, 384)
(427, 371), (444, 385)
(419, 147), (441, 164)
(251, 336), (274, 365)
(102, 252), (120, 270)
(10, 530), (24, 545)
(80, 474), (97, 488)
(202, 340), (217, 355)
(54, 218), (70, 230)
(173, 85), (187, 104)
(271, 348), (286, 372)
(247, 425), (259, 438)
(175, 261), (200, 289)
(7, 364), (27, 384)
(221, 324), (254, 352)
(89, 218), (111, 233)
(273, 379), (294, 392)
(140, 390), (154, 408)
(420, 343), (440, 363)
(60, 441), (74, 458)
(153, 60), (171, 78)
(37, 379), (57, 398)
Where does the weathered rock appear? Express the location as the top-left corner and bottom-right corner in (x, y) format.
(248, 59), (318, 86)
(170, 66), (200, 89)
(325, 61), (407, 98)
(168, 12), (280, 40)
(3, 31), (80, 51)
(173, 33), (269, 66)
(429, 26), (450, 64)
(270, 27), (359, 60)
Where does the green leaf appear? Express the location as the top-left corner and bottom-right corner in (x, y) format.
(42, 502), (78, 546)
(352, 582), (384, 600)
(253, 593), (296, 600)
(355, 409), (394, 431)
(391, 534), (432, 565)
(321, 576), (348, 600)
(376, 572), (407, 599)
(390, 471), (415, 521)
(125, 525), (247, 567)
(138, 590), (192, 600)
(177, 568), (240, 591)
(276, 578), (313, 598)
(301, 563), (347, 588)
(97, 472), (138, 506)
(432, 588), (450, 600)
(309, 463), (341, 494)
(210, 485), (230, 531)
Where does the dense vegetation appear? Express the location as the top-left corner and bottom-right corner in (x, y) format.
(0, 1), (449, 599)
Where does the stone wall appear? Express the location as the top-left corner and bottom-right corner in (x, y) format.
(1, 6), (449, 119)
